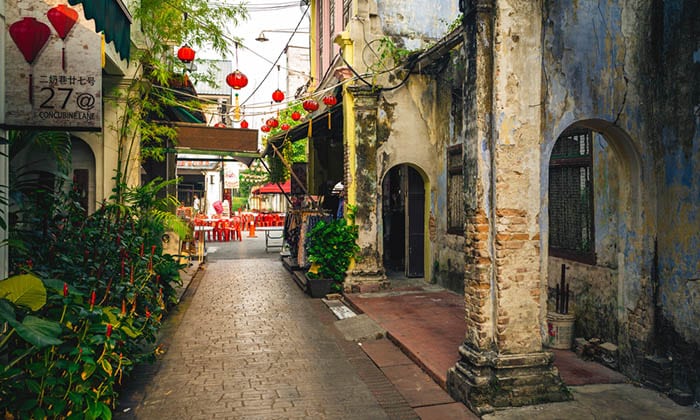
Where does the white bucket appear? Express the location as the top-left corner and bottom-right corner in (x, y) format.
(545, 312), (575, 350)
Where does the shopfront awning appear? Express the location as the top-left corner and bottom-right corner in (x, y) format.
(174, 123), (260, 166)
(252, 180), (291, 195)
(69, 0), (132, 61)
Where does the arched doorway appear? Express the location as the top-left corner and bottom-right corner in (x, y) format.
(382, 164), (425, 277)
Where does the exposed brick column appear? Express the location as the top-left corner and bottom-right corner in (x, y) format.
(447, 0), (570, 414)
(344, 85), (388, 292)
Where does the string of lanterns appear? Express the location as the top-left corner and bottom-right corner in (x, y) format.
(176, 41), (340, 133)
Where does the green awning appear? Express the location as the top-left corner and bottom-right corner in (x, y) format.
(69, 0), (132, 61)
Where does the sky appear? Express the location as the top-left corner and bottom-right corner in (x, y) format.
(199, 1), (311, 129)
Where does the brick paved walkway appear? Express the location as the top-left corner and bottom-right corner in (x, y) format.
(116, 259), (416, 419)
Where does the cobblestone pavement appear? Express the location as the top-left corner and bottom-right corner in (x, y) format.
(116, 257), (417, 419)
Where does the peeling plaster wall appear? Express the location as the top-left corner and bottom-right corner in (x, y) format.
(542, 0), (699, 394)
(542, 0), (655, 373)
(654, 0), (700, 398)
(377, 47), (467, 291)
(376, 0), (460, 50)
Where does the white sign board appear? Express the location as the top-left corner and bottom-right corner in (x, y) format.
(4, 0), (102, 130)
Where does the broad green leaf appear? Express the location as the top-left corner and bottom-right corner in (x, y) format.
(14, 315), (63, 348)
(0, 274), (46, 310)
(0, 299), (19, 328)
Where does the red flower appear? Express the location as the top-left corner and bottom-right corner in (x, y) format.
(106, 324), (112, 338)
(151, 245), (157, 255)
(63, 282), (69, 297)
(120, 299), (127, 317)
(145, 307), (151, 319)
(89, 290), (96, 310)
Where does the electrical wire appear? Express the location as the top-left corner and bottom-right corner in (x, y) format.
(239, 3), (310, 106)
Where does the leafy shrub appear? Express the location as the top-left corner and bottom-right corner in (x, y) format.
(306, 209), (359, 292)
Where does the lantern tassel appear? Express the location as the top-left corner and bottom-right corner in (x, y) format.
(328, 112), (332, 130)
(29, 73), (33, 105)
(308, 119), (312, 138)
(62, 47), (66, 71)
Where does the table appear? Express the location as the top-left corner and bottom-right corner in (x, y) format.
(193, 226), (213, 262)
(257, 226), (284, 253)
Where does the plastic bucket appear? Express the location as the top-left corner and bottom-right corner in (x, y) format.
(545, 312), (575, 349)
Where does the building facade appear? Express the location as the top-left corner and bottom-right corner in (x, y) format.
(302, 0), (699, 412)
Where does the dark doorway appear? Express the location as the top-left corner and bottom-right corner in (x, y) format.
(382, 165), (425, 277)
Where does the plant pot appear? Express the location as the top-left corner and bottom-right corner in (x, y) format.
(306, 275), (333, 298)
(545, 311), (575, 349)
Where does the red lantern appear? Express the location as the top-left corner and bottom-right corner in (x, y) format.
(47, 5), (78, 71)
(240, 120), (249, 129)
(226, 70), (248, 90)
(272, 89), (285, 103)
(214, 122), (226, 128)
(260, 125), (271, 133)
(281, 123), (291, 131)
(9, 17), (51, 105)
(323, 95), (337, 106)
(266, 118), (279, 128)
(47, 5), (78, 39)
(291, 111), (301, 121)
(9, 17), (51, 65)
(303, 99), (319, 112)
(177, 44), (195, 63)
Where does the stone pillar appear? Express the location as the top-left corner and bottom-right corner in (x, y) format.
(446, 0), (570, 414)
(343, 85), (388, 292)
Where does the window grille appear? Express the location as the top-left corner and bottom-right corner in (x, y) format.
(447, 144), (465, 235)
(549, 129), (595, 264)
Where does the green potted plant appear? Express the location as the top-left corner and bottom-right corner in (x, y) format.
(305, 209), (360, 298)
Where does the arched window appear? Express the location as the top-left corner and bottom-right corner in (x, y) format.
(549, 128), (595, 264)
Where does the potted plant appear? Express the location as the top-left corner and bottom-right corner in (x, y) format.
(305, 209), (360, 298)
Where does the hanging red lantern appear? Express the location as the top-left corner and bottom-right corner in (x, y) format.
(9, 17), (51, 105)
(9, 17), (51, 65)
(266, 118), (279, 128)
(47, 5), (78, 39)
(214, 122), (226, 128)
(272, 89), (285, 103)
(291, 111), (302, 121)
(47, 5), (79, 71)
(177, 44), (195, 63)
(240, 120), (249, 129)
(303, 99), (319, 112)
(323, 95), (337, 106)
(281, 123), (291, 131)
(260, 125), (271, 133)
(226, 70), (248, 90)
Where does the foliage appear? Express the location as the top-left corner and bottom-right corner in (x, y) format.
(264, 102), (307, 183)
(368, 36), (413, 74)
(306, 209), (359, 292)
(111, 0), (248, 196)
(1, 166), (185, 418)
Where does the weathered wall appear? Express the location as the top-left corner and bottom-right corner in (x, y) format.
(542, 0), (699, 399)
(376, 47), (467, 291)
(653, 0), (700, 400)
(376, 0), (460, 50)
